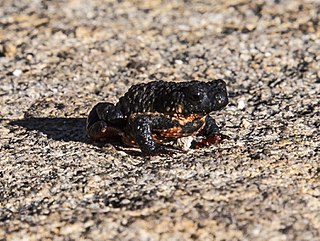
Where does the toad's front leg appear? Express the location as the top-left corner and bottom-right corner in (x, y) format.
(126, 113), (181, 155)
(192, 115), (227, 148)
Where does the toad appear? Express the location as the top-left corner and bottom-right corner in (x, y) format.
(87, 80), (228, 155)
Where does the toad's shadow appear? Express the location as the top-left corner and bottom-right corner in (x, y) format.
(9, 117), (143, 156)
(10, 117), (88, 143)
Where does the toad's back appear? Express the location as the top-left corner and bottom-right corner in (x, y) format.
(116, 81), (184, 117)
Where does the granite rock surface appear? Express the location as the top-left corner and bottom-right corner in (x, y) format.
(0, 0), (319, 240)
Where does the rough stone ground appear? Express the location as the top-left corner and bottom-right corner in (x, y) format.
(0, 0), (319, 240)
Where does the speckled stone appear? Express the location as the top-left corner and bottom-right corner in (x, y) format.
(0, 0), (319, 240)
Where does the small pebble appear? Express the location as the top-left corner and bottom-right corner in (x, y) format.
(3, 43), (17, 57)
(240, 119), (251, 129)
(13, 69), (23, 77)
(176, 136), (194, 151)
(237, 100), (246, 110)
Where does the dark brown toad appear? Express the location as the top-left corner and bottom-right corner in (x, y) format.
(87, 80), (228, 155)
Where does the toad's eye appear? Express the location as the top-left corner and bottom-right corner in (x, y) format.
(215, 93), (227, 105)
